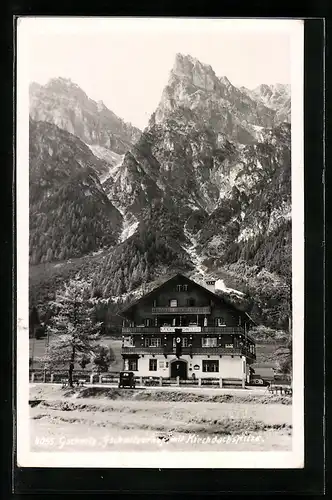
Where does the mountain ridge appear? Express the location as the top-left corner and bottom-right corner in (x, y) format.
(29, 53), (292, 332)
(29, 77), (141, 155)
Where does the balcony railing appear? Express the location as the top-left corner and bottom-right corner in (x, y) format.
(121, 346), (256, 359)
(151, 306), (211, 315)
(122, 326), (250, 336)
(122, 347), (165, 355)
(122, 327), (158, 334)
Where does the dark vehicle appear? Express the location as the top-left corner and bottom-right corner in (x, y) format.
(118, 371), (136, 389)
(249, 366), (274, 387)
(250, 377), (270, 386)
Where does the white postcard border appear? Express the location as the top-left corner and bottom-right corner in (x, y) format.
(16, 17), (304, 469)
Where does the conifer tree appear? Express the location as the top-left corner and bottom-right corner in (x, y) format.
(44, 275), (104, 387)
(92, 345), (115, 373)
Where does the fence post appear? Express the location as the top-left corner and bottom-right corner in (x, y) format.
(139, 377), (143, 386)
(198, 378), (201, 387)
(219, 378), (223, 388)
(176, 376), (180, 386)
(90, 373), (95, 385)
(159, 377), (163, 387)
(50, 373), (54, 383)
(31, 372), (35, 383)
(99, 374), (102, 384)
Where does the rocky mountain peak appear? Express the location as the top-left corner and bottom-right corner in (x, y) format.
(219, 75), (232, 87)
(29, 78), (141, 155)
(255, 83), (272, 95)
(171, 53), (217, 92)
(43, 77), (89, 99)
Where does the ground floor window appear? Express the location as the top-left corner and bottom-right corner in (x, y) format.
(202, 360), (219, 372)
(149, 358), (157, 371)
(128, 359), (138, 371)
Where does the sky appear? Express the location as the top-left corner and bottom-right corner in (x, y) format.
(20, 18), (297, 130)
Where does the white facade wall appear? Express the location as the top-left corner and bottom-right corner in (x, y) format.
(124, 354), (247, 380)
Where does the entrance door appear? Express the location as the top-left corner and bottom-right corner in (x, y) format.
(170, 360), (187, 379)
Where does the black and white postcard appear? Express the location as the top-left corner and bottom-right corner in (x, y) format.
(16, 17), (304, 468)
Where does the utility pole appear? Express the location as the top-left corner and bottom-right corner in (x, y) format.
(30, 324), (36, 371)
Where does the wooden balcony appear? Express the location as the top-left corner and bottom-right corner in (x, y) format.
(122, 346), (256, 360)
(151, 306), (211, 315)
(122, 327), (157, 334)
(122, 347), (165, 355)
(121, 326), (254, 342)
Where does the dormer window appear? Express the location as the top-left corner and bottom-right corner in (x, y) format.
(215, 317), (225, 327)
(176, 284), (188, 292)
(169, 299), (178, 307)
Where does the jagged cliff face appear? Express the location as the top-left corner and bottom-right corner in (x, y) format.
(29, 54), (292, 330)
(241, 83), (291, 124)
(153, 54), (276, 142)
(103, 54), (291, 255)
(29, 119), (123, 264)
(29, 78), (141, 155)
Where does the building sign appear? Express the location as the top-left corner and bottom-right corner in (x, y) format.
(160, 326), (201, 333)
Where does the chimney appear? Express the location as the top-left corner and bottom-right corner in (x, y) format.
(205, 279), (216, 293)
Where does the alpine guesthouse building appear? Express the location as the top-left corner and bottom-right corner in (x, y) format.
(120, 274), (256, 386)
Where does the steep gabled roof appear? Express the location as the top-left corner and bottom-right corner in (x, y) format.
(120, 273), (256, 325)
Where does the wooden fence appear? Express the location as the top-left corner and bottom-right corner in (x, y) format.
(29, 369), (250, 388)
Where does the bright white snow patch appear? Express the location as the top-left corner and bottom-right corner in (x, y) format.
(87, 144), (122, 165)
(183, 224), (207, 276)
(215, 279), (245, 297)
(120, 215), (139, 243)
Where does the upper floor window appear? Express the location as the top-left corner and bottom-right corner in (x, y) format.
(215, 317), (225, 327)
(176, 284), (188, 292)
(144, 337), (161, 347)
(202, 337), (217, 347)
(187, 298), (195, 306)
(169, 299), (178, 307)
(173, 337), (188, 347)
(145, 318), (151, 327)
(123, 336), (134, 347)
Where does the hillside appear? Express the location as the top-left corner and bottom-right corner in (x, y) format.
(29, 53), (292, 336)
(29, 119), (123, 264)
